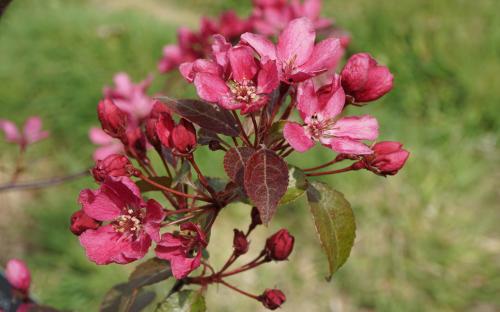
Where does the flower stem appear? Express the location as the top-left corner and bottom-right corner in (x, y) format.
(305, 165), (355, 177)
(136, 172), (212, 202)
(302, 158), (341, 172)
(231, 111), (252, 147)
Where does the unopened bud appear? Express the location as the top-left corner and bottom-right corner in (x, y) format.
(259, 288), (286, 310)
(171, 119), (196, 154)
(92, 154), (133, 183)
(97, 98), (128, 138)
(265, 229), (294, 261)
(233, 229), (249, 256)
(5, 259), (31, 295)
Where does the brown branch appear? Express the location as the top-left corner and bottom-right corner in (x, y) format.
(0, 169), (90, 192)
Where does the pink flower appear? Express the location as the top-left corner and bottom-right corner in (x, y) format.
(283, 76), (379, 155)
(183, 42), (279, 113)
(155, 222), (207, 279)
(251, 0), (331, 36)
(158, 12), (251, 74)
(341, 53), (394, 104)
(0, 116), (49, 149)
(242, 17), (341, 83)
(89, 127), (124, 161)
(353, 141), (410, 176)
(104, 73), (154, 122)
(5, 259), (31, 295)
(78, 177), (166, 265)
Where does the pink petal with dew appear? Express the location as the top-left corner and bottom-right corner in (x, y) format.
(277, 17), (315, 66)
(0, 119), (21, 143)
(241, 32), (277, 60)
(283, 122), (315, 152)
(331, 115), (379, 140)
(329, 137), (373, 155)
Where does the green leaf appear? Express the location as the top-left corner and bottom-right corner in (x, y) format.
(136, 176), (172, 193)
(279, 166), (308, 205)
(155, 290), (206, 312)
(306, 181), (356, 280)
(128, 258), (172, 289)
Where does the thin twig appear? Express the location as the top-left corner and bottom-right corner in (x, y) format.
(0, 170), (90, 192)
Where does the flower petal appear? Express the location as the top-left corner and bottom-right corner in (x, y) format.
(297, 38), (341, 75)
(257, 60), (279, 94)
(329, 137), (373, 155)
(228, 46), (258, 82)
(277, 17), (315, 66)
(0, 119), (21, 143)
(296, 80), (319, 120)
(23, 116), (48, 144)
(241, 32), (277, 60)
(193, 72), (231, 103)
(331, 115), (379, 140)
(283, 122), (314, 152)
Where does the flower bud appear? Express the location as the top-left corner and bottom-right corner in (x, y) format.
(156, 112), (175, 149)
(233, 229), (249, 256)
(171, 119), (196, 154)
(124, 127), (147, 160)
(259, 289), (286, 310)
(92, 154), (133, 183)
(70, 210), (100, 235)
(97, 98), (128, 138)
(265, 229), (294, 261)
(149, 100), (171, 119)
(248, 206), (262, 233)
(341, 53), (393, 104)
(5, 259), (31, 294)
(370, 141), (409, 175)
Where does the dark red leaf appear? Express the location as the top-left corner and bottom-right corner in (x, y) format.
(244, 149), (289, 224)
(224, 147), (255, 185)
(156, 97), (240, 137)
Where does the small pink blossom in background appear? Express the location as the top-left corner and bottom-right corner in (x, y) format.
(0, 116), (49, 149)
(242, 17), (342, 83)
(78, 177), (166, 265)
(155, 222), (207, 279)
(251, 0), (331, 36)
(5, 259), (31, 295)
(341, 53), (394, 104)
(104, 72), (154, 123)
(283, 75), (379, 154)
(89, 127), (124, 161)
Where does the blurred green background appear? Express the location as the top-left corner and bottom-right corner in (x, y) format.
(0, 0), (499, 311)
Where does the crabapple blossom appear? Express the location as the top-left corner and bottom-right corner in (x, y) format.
(0, 116), (48, 149)
(5, 259), (31, 295)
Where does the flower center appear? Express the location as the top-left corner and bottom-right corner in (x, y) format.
(113, 207), (144, 237)
(230, 79), (258, 103)
(304, 114), (336, 141)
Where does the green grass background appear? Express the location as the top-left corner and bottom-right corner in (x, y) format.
(0, 0), (499, 311)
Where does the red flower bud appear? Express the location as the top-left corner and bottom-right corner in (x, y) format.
(70, 210), (100, 235)
(155, 112), (175, 149)
(248, 206), (262, 233)
(171, 119), (196, 154)
(370, 141), (409, 175)
(5, 259), (31, 295)
(233, 229), (249, 256)
(149, 100), (171, 119)
(92, 154), (133, 183)
(265, 229), (294, 261)
(124, 127), (147, 160)
(97, 98), (128, 138)
(259, 289), (286, 310)
(341, 53), (393, 103)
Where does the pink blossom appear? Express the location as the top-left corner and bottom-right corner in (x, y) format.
(283, 75), (379, 154)
(0, 116), (49, 149)
(242, 17), (342, 83)
(341, 53), (394, 103)
(155, 222), (207, 279)
(104, 72), (154, 122)
(158, 12), (252, 74)
(182, 41), (279, 113)
(78, 177), (166, 265)
(352, 141), (409, 176)
(251, 0), (331, 36)
(89, 127), (124, 161)
(5, 259), (31, 294)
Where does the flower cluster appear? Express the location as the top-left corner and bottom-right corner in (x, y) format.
(70, 1), (409, 310)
